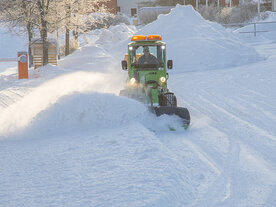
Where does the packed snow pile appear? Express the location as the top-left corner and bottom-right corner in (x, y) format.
(58, 24), (136, 71)
(95, 23), (137, 45)
(58, 45), (114, 71)
(137, 5), (262, 72)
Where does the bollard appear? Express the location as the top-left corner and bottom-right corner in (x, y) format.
(18, 51), (28, 79)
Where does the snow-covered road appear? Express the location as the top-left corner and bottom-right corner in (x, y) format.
(167, 41), (276, 207)
(1, 40), (275, 207)
(0, 6), (276, 207)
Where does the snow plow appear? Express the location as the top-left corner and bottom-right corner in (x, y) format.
(120, 35), (190, 128)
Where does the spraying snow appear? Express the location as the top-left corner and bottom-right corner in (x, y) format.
(95, 23), (137, 45)
(0, 70), (125, 138)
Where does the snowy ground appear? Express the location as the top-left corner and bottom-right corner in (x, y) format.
(0, 6), (275, 207)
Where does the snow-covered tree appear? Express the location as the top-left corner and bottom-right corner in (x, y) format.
(0, 0), (56, 66)
(59, 0), (111, 56)
(0, 0), (112, 65)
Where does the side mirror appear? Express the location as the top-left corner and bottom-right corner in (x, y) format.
(121, 60), (128, 70)
(167, 60), (173, 69)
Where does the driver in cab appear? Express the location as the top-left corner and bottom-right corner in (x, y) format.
(138, 46), (159, 64)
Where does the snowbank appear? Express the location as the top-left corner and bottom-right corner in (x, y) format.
(0, 90), (184, 139)
(0, 69), (183, 139)
(137, 5), (262, 72)
(95, 23), (137, 45)
(15, 92), (151, 138)
(57, 23), (136, 71)
(12, 92), (182, 138)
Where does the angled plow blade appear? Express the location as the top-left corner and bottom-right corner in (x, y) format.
(153, 106), (190, 129)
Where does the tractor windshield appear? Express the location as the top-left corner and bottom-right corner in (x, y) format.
(129, 45), (165, 69)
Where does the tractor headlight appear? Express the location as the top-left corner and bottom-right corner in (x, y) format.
(129, 77), (136, 85)
(160, 77), (166, 83)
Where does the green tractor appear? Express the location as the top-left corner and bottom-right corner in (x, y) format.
(120, 35), (190, 128)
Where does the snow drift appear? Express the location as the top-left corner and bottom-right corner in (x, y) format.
(0, 70), (183, 139)
(31, 93), (186, 138)
(95, 23), (137, 45)
(137, 5), (262, 72)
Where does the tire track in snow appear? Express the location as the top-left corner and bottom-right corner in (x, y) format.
(170, 96), (242, 206)
(155, 131), (223, 206)
(186, 94), (275, 206)
(180, 91), (276, 164)
(172, 136), (222, 174)
(196, 93), (276, 165)
(191, 140), (241, 207)
(154, 125), (242, 207)
(175, 91), (275, 206)
(169, 41), (276, 206)
(198, 95), (276, 141)
(263, 186), (276, 207)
